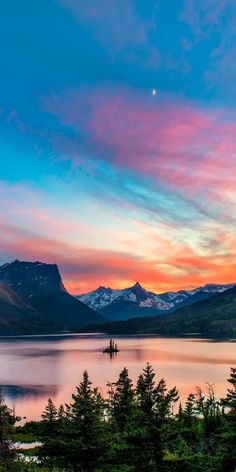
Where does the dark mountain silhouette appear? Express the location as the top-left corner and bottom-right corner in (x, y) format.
(0, 282), (59, 335)
(0, 260), (66, 298)
(0, 260), (105, 333)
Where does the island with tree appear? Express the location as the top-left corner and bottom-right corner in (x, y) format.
(102, 338), (119, 354)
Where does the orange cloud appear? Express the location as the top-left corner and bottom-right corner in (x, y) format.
(0, 220), (235, 294)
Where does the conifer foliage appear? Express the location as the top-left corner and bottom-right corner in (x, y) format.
(0, 392), (17, 471)
(2, 365), (236, 472)
(37, 365), (236, 472)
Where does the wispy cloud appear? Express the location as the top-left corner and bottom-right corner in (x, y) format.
(1, 217), (235, 294)
(0, 183), (235, 295)
(43, 86), (236, 225)
(59, 0), (156, 54)
(180, 0), (236, 98)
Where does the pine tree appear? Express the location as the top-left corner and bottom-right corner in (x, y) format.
(177, 402), (184, 426)
(219, 368), (236, 471)
(40, 372), (108, 471)
(136, 363), (156, 421)
(41, 398), (57, 434)
(112, 367), (134, 431)
(154, 377), (179, 423)
(0, 392), (16, 471)
(184, 393), (196, 427)
(135, 363), (178, 470)
(42, 398), (57, 423)
(106, 369), (138, 471)
(221, 367), (236, 424)
(40, 398), (59, 466)
(21, 365), (236, 471)
(136, 363), (178, 424)
(66, 370), (108, 471)
(202, 383), (222, 438)
(57, 404), (66, 421)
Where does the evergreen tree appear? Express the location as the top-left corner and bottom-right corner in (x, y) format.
(64, 370), (108, 471)
(18, 365), (236, 472)
(202, 383), (222, 439)
(177, 402), (184, 424)
(221, 367), (236, 424)
(57, 404), (66, 422)
(42, 398), (57, 427)
(135, 363), (178, 470)
(219, 367), (236, 471)
(136, 363), (178, 424)
(136, 363), (156, 421)
(154, 377), (179, 423)
(40, 398), (60, 466)
(0, 392), (16, 471)
(40, 371), (108, 471)
(111, 367), (135, 431)
(105, 369), (141, 471)
(184, 393), (196, 427)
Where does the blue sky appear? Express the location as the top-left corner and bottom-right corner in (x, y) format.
(1, 0), (236, 293)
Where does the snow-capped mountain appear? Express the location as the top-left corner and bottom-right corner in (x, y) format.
(159, 283), (235, 306)
(77, 282), (235, 321)
(78, 282), (171, 311)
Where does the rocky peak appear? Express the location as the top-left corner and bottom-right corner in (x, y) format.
(0, 260), (66, 300)
(97, 285), (109, 291)
(129, 281), (147, 302)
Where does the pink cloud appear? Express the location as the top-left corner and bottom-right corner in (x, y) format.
(43, 86), (236, 213)
(1, 219), (235, 295)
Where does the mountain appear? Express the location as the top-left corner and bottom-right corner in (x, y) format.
(0, 260), (67, 298)
(0, 283), (59, 335)
(0, 260), (105, 331)
(77, 281), (235, 321)
(77, 282), (171, 320)
(82, 285), (236, 338)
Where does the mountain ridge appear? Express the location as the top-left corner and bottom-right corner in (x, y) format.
(0, 259), (235, 336)
(81, 284), (236, 337)
(77, 281), (235, 321)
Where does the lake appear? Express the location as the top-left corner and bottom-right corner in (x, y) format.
(0, 334), (235, 422)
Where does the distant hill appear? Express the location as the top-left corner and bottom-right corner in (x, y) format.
(82, 285), (236, 337)
(0, 260), (106, 334)
(77, 281), (235, 321)
(0, 283), (58, 335)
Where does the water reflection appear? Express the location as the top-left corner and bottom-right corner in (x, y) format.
(1, 384), (58, 400)
(0, 334), (235, 421)
(123, 347), (236, 365)
(102, 351), (118, 360)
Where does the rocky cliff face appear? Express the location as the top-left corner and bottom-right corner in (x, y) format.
(0, 260), (66, 300)
(0, 260), (106, 332)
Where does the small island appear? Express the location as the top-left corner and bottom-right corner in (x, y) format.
(102, 339), (119, 354)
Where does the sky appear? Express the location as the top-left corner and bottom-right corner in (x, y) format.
(1, 0), (236, 294)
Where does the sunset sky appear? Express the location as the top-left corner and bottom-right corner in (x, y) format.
(1, 0), (236, 294)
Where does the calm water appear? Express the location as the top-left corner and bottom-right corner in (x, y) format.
(0, 334), (235, 422)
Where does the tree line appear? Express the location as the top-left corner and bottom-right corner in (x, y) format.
(1, 364), (236, 471)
